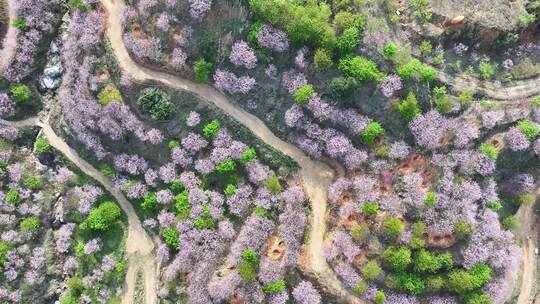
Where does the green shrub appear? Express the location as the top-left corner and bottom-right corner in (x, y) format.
(262, 280), (286, 294)
(98, 84), (123, 106)
(193, 205), (218, 230)
(194, 58), (213, 82)
(384, 217), (404, 238)
(361, 260), (382, 280)
(362, 121), (385, 144)
(253, 207), (268, 217)
(424, 191), (436, 206)
(247, 21), (263, 47)
(383, 42), (398, 59)
(339, 56), (385, 82)
(375, 145), (389, 157)
(337, 27), (359, 54)
(170, 179), (184, 192)
(141, 192), (158, 210)
(502, 214), (518, 230)
(100, 165), (114, 178)
(419, 40), (432, 57)
(433, 86), (447, 98)
(458, 89), (475, 107)
(238, 248), (259, 282)
(516, 120), (539, 140)
(397, 92), (421, 122)
(514, 192), (535, 205)
(425, 275), (446, 292)
(68, 0), (91, 11)
(448, 263), (492, 294)
(0, 241), (12, 268)
(479, 143), (498, 160)
(374, 291), (385, 304)
(216, 159), (236, 173)
(330, 76), (358, 98)
(23, 176), (41, 190)
(435, 95), (454, 114)
(333, 11), (364, 31)
(353, 280), (368, 293)
(137, 88), (173, 120)
(175, 190), (191, 219)
(19, 216), (40, 233)
(350, 223), (369, 244)
(80, 201), (121, 231)
(397, 272), (425, 295)
(240, 147), (257, 164)
(453, 220), (473, 240)
(12, 18), (28, 31)
(486, 201), (503, 211)
(162, 227), (180, 250)
(168, 140), (179, 149)
(34, 137), (50, 154)
(294, 84), (315, 105)
(413, 249), (453, 273)
(463, 291), (492, 304)
(203, 120), (221, 138)
(383, 246), (411, 271)
(6, 189), (20, 205)
(362, 202), (379, 215)
(10, 83), (31, 103)
(264, 175), (282, 193)
(397, 59), (436, 82)
(478, 61), (497, 80)
(224, 184), (236, 196)
(314, 48), (333, 70)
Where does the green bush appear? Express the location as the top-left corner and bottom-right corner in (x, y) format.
(448, 263), (492, 294)
(23, 176), (41, 190)
(216, 159), (236, 173)
(238, 248), (259, 282)
(425, 275), (446, 292)
(194, 58), (213, 82)
(397, 59), (436, 82)
(353, 280), (368, 293)
(6, 189), (20, 205)
(374, 291), (385, 304)
(339, 56), (385, 82)
(247, 21), (263, 47)
(424, 191), (436, 206)
(514, 192), (535, 205)
(433, 86), (447, 98)
(330, 76), (358, 98)
(137, 88), (173, 120)
(419, 40), (432, 57)
(141, 192), (158, 210)
(397, 92), (421, 122)
(458, 89), (475, 107)
(0, 241), (12, 268)
(264, 175), (283, 193)
(203, 120), (221, 138)
(170, 179), (184, 192)
(384, 217), (404, 238)
(314, 48), (333, 70)
(162, 227), (180, 250)
(224, 184), (236, 196)
(337, 27), (359, 54)
(193, 205), (218, 230)
(175, 190), (191, 219)
(100, 165), (114, 178)
(383, 42), (398, 59)
(453, 220), (473, 240)
(168, 140), (179, 149)
(361, 260), (382, 280)
(516, 120), (539, 140)
(253, 207), (268, 217)
(262, 280), (286, 294)
(68, 0), (91, 11)
(333, 11), (364, 31)
(294, 84), (315, 105)
(80, 201), (121, 231)
(486, 201), (503, 211)
(362, 121), (385, 144)
(10, 83), (31, 103)
(413, 249), (453, 273)
(375, 145), (389, 157)
(12, 17), (28, 31)
(463, 291), (492, 304)
(240, 147), (257, 164)
(362, 202), (379, 215)
(397, 272), (425, 295)
(98, 84), (123, 106)
(479, 143), (498, 160)
(478, 61), (497, 80)
(502, 214), (518, 230)
(383, 246), (411, 271)
(435, 95), (454, 114)
(19, 216), (40, 233)
(34, 137), (50, 154)
(350, 223), (369, 244)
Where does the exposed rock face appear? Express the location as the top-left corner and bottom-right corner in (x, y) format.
(431, 0), (528, 32)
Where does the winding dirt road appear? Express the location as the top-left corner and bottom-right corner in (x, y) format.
(0, 118), (158, 304)
(100, 0), (362, 302)
(0, 0), (17, 74)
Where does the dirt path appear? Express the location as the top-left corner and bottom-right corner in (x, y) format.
(0, 0), (18, 74)
(515, 193), (539, 304)
(0, 117), (158, 304)
(100, 0), (362, 302)
(437, 70), (540, 101)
